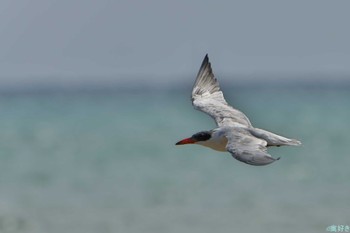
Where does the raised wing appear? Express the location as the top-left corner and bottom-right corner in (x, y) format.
(225, 127), (279, 166)
(191, 54), (252, 127)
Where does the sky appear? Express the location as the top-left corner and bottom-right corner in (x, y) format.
(0, 0), (349, 87)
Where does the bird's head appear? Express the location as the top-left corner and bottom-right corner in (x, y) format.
(175, 131), (212, 145)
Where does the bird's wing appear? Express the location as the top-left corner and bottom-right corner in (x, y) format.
(225, 127), (279, 166)
(191, 54), (252, 127)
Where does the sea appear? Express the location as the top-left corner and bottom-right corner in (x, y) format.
(0, 81), (349, 233)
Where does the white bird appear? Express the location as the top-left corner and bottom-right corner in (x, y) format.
(176, 54), (301, 166)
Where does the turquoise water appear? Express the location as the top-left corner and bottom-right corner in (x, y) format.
(0, 86), (349, 233)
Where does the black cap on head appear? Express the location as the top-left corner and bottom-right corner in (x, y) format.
(192, 131), (211, 141)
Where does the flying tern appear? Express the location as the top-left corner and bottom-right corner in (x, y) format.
(175, 54), (301, 166)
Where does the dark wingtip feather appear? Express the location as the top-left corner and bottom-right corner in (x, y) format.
(199, 54), (210, 73)
(192, 54), (218, 90)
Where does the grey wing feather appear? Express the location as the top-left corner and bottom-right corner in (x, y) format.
(225, 127), (280, 166)
(191, 54), (252, 127)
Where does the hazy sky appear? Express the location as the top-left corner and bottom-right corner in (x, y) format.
(0, 0), (349, 86)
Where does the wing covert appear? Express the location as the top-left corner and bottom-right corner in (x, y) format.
(225, 127), (280, 166)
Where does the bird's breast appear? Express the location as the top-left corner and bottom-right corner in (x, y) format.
(197, 136), (228, 152)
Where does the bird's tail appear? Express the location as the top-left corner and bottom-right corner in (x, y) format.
(248, 128), (301, 147)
